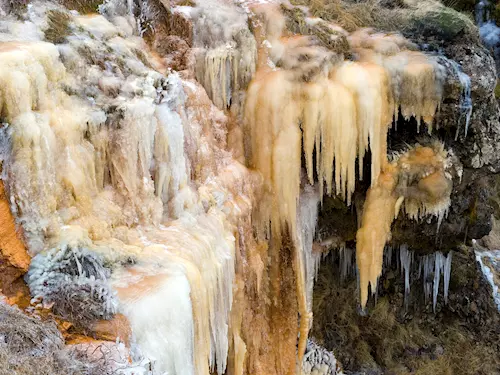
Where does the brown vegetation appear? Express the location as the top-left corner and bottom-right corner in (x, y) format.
(289, 0), (478, 44)
(311, 248), (500, 375)
(0, 303), (111, 375)
(44, 10), (71, 44)
(57, 0), (103, 13)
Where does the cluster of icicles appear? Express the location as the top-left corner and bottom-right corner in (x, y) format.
(0, 0), (461, 375)
(335, 245), (453, 312)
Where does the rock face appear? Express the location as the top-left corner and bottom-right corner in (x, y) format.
(0, 180), (30, 296)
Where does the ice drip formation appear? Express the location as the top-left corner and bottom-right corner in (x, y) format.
(0, 0), (465, 374)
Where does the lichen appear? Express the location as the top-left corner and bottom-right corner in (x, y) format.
(495, 80), (500, 99)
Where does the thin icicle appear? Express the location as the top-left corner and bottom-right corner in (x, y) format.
(399, 244), (412, 306)
(433, 252), (444, 312)
(443, 251), (452, 304)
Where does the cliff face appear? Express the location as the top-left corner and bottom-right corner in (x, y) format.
(0, 1), (499, 374)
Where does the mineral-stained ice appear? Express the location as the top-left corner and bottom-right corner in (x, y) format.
(356, 143), (453, 308)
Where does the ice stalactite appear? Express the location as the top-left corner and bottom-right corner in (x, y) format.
(357, 143), (453, 309)
(450, 61), (473, 138)
(400, 244), (413, 306)
(339, 247), (356, 282)
(356, 165), (399, 309)
(331, 244), (453, 311)
(419, 251), (453, 312)
(191, 0), (257, 112)
(295, 184), (321, 363)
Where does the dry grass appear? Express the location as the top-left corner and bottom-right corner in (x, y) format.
(290, 0), (406, 32)
(177, 0), (196, 6)
(0, 303), (111, 375)
(57, 0), (103, 13)
(44, 10), (71, 44)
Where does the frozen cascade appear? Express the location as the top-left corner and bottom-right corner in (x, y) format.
(0, 1), (474, 373)
(0, 4), (251, 375)
(191, 0), (257, 112)
(244, 4), (452, 309)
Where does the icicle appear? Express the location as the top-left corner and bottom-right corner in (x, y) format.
(296, 185), (321, 313)
(339, 247), (355, 282)
(356, 165), (398, 309)
(421, 254), (434, 304)
(295, 184), (321, 365)
(443, 251), (452, 304)
(433, 252), (444, 312)
(399, 244), (412, 306)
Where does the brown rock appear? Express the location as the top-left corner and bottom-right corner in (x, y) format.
(0, 180), (31, 296)
(90, 313), (132, 346)
(155, 35), (190, 71)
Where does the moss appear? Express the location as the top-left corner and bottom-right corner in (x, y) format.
(289, 0), (406, 32)
(406, 5), (479, 42)
(495, 81), (500, 99)
(44, 10), (71, 44)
